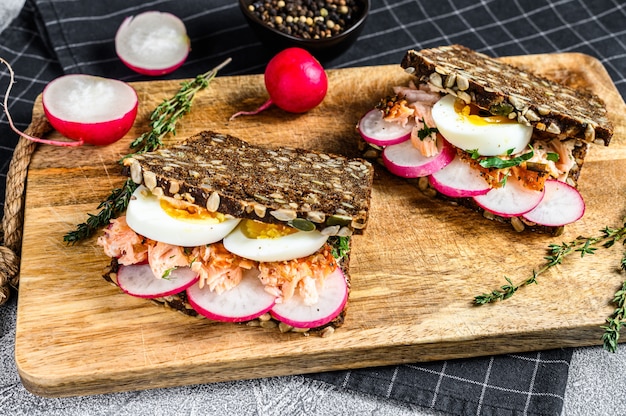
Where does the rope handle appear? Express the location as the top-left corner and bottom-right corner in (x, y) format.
(0, 116), (52, 305)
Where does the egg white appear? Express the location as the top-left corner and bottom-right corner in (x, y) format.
(222, 221), (329, 262)
(431, 94), (533, 157)
(125, 185), (240, 246)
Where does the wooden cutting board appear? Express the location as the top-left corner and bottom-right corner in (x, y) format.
(15, 53), (626, 398)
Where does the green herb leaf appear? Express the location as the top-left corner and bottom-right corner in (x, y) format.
(546, 152), (560, 162)
(330, 236), (351, 261)
(416, 119), (439, 141)
(477, 146), (534, 169)
(162, 268), (175, 279)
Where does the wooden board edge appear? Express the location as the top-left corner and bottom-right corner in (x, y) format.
(16, 321), (603, 398)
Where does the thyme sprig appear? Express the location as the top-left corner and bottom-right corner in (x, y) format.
(602, 275), (626, 353)
(63, 179), (137, 244)
(130, 57), (232, 153)
(474, 222), (626, 351)
(601, 251), (626, 352)
(63, 58), (232, 244)
(474, 224), (626, 302)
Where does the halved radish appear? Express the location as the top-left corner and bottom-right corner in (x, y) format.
(115, 11), (190, 76)
(186, 267), (276, 323)
(270, 267), (348, 329)
(522, 180), (585, 226)
(382, 135), (455, 178)
(357, 108), (414, 146)
(429, 154), (491, 198)
(116, 263), (198, 298)
(41, 74), (138, 146)
(473, 176), (545, 217)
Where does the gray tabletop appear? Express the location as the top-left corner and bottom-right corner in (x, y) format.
(2, 1), (626, 415)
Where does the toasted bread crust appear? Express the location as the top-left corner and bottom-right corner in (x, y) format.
(401, 45), (613, 145)
(123, 131), (374, 236)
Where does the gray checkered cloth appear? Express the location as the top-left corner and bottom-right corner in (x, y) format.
(1, 1), (624, 415)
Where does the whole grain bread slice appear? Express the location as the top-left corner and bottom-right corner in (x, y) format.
(400, 44), (613, 145)
(123, 130), (374, 236)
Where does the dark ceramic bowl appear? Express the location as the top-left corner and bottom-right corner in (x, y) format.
(238, 0), (370, 61)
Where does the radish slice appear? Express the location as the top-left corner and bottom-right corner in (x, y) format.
(116, 264), (198, 298)
(42, 74), (138, 146)
(473, 176), (545, 217)
(522, 180), (585, 226)
(382, 135), (455, 178)
(270, 267), (348, 329)
(186, 267), (276, 323)
(115, 11), (190, 76)
(357, 108), (413, 146)
(429, 154), (491, 198)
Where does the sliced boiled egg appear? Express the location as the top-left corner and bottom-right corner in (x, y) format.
(222, 219), (329, 263)
(125, 185), (240, 247)
(431, 94), (533, 157)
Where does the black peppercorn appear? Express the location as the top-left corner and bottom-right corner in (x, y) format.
(249, 0), (362, 39)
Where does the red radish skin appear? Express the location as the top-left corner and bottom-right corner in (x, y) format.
(186, 267), (276, 323)
(270, 267), (348, 329)
(116, 264), (199, 298)
(473, 176), (545, 217)
(229, 48), (328, 120)
(115, 11), (190, 76)
(42, 74), (138, 146)
(43, 112), (136, 146)
(358, 108), (414, 146)
(428, 154), (491, 198)
(382, 135), (455, 178)
(522, 180), (585, 226)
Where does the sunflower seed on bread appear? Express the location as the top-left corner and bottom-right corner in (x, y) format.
(401, 44), (613, 145)
(123, 130), (374, 236)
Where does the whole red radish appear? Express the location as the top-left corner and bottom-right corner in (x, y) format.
(230, 47), (328, 120)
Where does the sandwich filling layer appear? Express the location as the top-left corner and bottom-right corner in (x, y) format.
(99, 213), (337, 306)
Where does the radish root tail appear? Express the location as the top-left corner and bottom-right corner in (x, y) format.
(1, 57), (84, 147)
(229, 99), (273, 121)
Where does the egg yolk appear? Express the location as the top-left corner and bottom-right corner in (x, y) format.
(160, 198), (226, 223)
(240, 219), (298, 239)
(454, 99), (513, 126)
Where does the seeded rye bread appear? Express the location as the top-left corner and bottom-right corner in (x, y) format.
(123, 130), (374, 236)
(389, 45), (614, 234)
(401, 44), (613, 145)
(104, 130), (374, 335)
